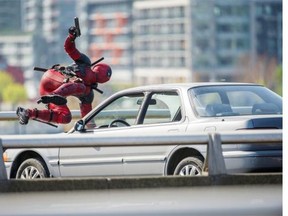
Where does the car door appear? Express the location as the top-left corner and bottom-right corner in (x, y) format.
(58, 146), (124, 177)
(59, 93), (145, 177)
(120, 91), (187, 176)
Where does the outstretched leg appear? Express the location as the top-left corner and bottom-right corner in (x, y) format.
(16, 104), (72, 125)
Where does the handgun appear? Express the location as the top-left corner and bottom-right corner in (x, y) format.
(74, 17), (81, 37)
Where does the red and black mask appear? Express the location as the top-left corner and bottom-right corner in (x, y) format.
(91, 63), (112, 83)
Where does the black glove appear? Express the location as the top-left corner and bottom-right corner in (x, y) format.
(69, 26), (78, 38)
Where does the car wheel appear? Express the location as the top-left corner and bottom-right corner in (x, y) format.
(16, 158), (49, 179)
(173, 157), (203, 176)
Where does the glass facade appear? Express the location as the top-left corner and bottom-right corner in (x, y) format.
(254, 1), (282, 63)
(191, 1), (250, 72)
(133, 1), (188, 71)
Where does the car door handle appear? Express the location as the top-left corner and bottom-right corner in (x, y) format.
(168, 129), (179, 132)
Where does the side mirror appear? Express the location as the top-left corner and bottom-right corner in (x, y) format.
(74, 119), (85, 131)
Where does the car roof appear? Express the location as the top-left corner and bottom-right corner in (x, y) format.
(118, 82), (262, 93)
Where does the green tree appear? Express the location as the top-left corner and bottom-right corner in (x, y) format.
(0, 71), (13, 98)
(2, 83), (27, 103)
(0, 71), (14, 102)
(0, 71), (27, 104)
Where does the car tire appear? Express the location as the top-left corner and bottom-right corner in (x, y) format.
(173, 157), (203, 176)
(16, 158), (49, 179)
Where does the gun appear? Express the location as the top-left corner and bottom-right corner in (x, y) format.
(74, 17), (81, 37)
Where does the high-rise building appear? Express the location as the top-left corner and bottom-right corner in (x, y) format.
(0, 0), (22, 32)
(192, 0), (252, 81)
(133, 0), (191, 84)
(252, 0), (282, 63)
(132, 0), (282, 84)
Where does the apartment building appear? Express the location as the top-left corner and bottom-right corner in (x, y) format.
(0, 0), (21, 32)
(252, 0), (282, 63)
(133, 0), (191, 84)
(133, 0), (282, 84)
(191, 0), (253, 81)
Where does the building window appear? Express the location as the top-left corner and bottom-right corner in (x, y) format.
(236, 39), (249, 50)
(217, 56), (233, 66)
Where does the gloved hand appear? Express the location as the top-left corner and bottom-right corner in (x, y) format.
(69, 26), (79, 38)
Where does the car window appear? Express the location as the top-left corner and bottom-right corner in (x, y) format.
(90, 93), (144, 128)
(227, 91), (263, 106)
(143, 92), (182, 124)
(190, 85), (282, 117)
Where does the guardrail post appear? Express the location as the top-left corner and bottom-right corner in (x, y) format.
(205, 133), (227, 176)
(0, 140), (8, 180)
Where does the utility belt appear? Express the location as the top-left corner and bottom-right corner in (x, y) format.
(51, 63), (83, 83)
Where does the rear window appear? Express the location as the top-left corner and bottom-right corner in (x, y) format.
(189, 85), (282, 117)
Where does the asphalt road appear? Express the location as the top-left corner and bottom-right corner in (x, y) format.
(0, 184), (281, 216)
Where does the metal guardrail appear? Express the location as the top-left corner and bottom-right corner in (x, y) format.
(0, 130), (282, 180)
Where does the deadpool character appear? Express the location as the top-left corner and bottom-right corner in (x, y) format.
(16, 26), (112, 125)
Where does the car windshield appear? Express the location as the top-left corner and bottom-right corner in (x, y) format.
(189, 85), (282, 117)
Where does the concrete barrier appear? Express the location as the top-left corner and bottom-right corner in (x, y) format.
(0, 173), (282, 193)
(0, 182), (282, 216)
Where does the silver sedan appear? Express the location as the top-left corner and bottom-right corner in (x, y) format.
(4, 83), (282, 179)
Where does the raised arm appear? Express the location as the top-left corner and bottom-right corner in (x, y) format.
(64, 27), (81, 61)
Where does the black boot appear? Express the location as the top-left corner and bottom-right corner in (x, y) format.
(16, 107), (29, 125)
(37, 94), (67, 105)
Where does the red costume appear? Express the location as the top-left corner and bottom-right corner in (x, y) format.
(17, 31), (112, 125)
